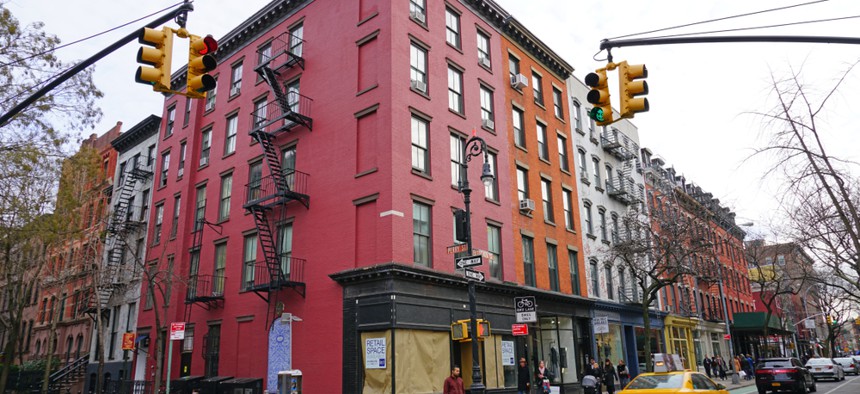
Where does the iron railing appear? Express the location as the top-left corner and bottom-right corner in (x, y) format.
(185, 274), (226, 302)
(243, 258), (305, 291)
(244, 170), (309, 207)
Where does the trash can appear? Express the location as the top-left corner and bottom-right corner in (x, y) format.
(219, 377), (263, 394)
(170, 375), (204, 394)
(199, 376), (234, 394)
(277, 370), (302, 394)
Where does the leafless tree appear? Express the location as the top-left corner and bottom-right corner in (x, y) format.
(807, 278), (854, 358)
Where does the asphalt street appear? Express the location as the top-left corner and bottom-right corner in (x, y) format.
(730, 374), (860, 394)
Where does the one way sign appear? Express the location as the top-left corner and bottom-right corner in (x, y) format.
(464, 269), (485, 282)
(455, 255), (483, 269)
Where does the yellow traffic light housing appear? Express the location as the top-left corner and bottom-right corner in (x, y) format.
(451, 319), (491, 342)
(826, 315), (833, 325)
(617, 61), (649, 119)
(135, 27), (174, 92)
(187, 34), (218, 99)
(584, 68), (613, 126)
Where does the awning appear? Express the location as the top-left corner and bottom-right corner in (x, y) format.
(731, 312), (794, 335)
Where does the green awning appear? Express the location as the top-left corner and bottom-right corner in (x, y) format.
(732, 312), (794, 334)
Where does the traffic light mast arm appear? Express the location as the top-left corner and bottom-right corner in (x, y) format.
(0, 3), (194, 127)
(599, 35), (860, 52)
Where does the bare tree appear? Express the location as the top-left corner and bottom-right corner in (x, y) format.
(807, 280), (854, 358)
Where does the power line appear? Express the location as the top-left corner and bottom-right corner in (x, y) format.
(635, 14), (860, 41)
(609, 0), (829, 40)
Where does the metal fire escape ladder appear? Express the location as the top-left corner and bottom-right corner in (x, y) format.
(184, 218), (224, 318)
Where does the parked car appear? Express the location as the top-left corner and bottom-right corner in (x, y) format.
(754, 357), (816, 394)
(833, 357), (859, 375)
(805, 358), (845, 381)
(620, 371), (729, 393)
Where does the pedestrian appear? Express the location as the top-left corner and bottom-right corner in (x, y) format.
(535, 360), (553, 394)
(703, 356), (712, 378)
(716, 356), (727, 381)
(603, 359), (620, 394)
(733, 356), (743, 380)
(616, 359), (630, 387)
(517, 358), (530, 394)
(745, 354), (755, 380)
(443, 366), (465, 394)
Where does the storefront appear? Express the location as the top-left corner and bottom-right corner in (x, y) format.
(592, 301), (666, 377)
(332, 264), (593, 394)
(732, 312), (794, 359)
(663, 315), (697, 370)
(693, 320), (730, 371)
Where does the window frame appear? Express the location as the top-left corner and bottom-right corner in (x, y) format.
(412, 201), (432, 267)
(447, 66), (464, 114)
(444, 7), (461, 49)
(230, 62), (243, 97)
(224, 114), (238, 156)
(411, 115), (430, 174)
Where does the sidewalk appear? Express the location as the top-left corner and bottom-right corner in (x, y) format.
(711, 373), (757, 390)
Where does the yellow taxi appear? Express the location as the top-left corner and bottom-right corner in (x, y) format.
(619, 354), (728, 394)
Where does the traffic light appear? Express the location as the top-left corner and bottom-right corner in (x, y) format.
(186, 34), (218, 99)
(617, 61), (649, 119)
(826, 315), (833, 325)
(584, 68), (613, 126)
(135, 27), (174, 92)
(454, 209), (468, 243)
(451, 319), (491, 341)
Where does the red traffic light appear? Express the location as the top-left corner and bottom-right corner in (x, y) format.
(192, 35), (218, 55)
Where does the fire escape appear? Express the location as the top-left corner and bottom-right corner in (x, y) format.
(87, 160), (152, 316)
(243, 31), (310, 303)
(185, 214), (225, 315)
(601, 128), (639, 206)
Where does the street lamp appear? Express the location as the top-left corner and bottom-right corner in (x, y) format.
(458, 135), (494, 394)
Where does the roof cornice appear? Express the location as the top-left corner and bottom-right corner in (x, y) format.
(111, 115), (161, 152)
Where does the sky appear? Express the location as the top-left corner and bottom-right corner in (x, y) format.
(6, 0), (860, 239)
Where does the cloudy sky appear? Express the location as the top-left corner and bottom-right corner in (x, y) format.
(7, 0), (860, 237)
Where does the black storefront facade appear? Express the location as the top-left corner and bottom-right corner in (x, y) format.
(332, 264), (595, 394)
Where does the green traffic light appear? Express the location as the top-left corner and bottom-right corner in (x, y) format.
(589, 107), (605, 122)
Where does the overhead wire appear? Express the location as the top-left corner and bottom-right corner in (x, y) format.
(627, 14), (860, 41)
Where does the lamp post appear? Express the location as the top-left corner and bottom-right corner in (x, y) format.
(458, 134), (494, 394)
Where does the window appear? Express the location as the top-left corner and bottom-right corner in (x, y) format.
(194, 185), (206, 232)
(224, 114), (238, 155)
(606, 164), (614, 189)
(277, 223), (293, 279)
(165, 106), (175, 137)
(588, 115), (596, 139)
(599, 209), (607, 241)
(285, 79), (300, 119)
(445, 8), (460, 48)
(487, 225), (502, 280)
(553, 88), (564, 118)
(584, 202), (593, 235)
(577, 149), (587, 179)
(605, 265), (614, 299)
(522, 236), (536, 286)
(242, 234), (258, 290)
(509, 55), (520, 79)
(450, 134), (464, 187)
(230, 62), (243, 96)
(213, 243), (226, 295)
(409, 0), (426, 22)
(205, 324), (221, 377)
(182, 326), (194, 353)
(282, 146), (297, 190)
(541, 179), (553, 222)
(409, 43), (427, 92)
(447, 66), (463, 113)
(562, 189), (574, 231)
(532, 73), (543, 105)
(159, 151), (170, 187)
(413, 202), (432, 267)
(483, 151), (498, 201)
(477, 31), (490, 67)
(411, 115), (429, 174)
(183, 97), (192, 127)
(592, 157), (601, 185)
(480, 86), (494, 128)
(170, 195), (180, 238)
(218, 174), (232, 221)
(289, 23), (304, 57)
(205, 77), (217, 111)
(153, 204), (164, 244)
(140, 189), (150, 222)
(537, 122), (548, 160)
(147, 145), (156, 166)
(569, 250), (580, 295)
(253, 98), (267, 130)
(777, 255), (785, 266)
(547, 244), (559, 292)
(557, 134), (569, 171)
(516, 166), (529, 201)
(200, 128), (211, 167)
(258, 42), (272, 68)
(248, 162), (263, 202)
(178, 142), (186, 177)
(573, 101), (582, 131)
(590, 259), (600, 297)
(611, 214), (619, 243)
(513, 107), (525, 147)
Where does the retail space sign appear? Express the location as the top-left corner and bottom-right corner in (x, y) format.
(365, 337), (387, 369)
(169, 322), (186, 340)
(593, 316), (609, 334)
(121, 333), (136, 350)
(501, 341), (516, 366)
(514, 296), (537, 323)
(512, 323), (529, 336)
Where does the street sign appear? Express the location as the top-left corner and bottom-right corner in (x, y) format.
(122, 333), (136, 350)
(464, 269), (485, 282)
(447, 243), (468, 254)
(169, 322), (186, 340)
(512, 324), (529, 336)
(805, 319), (816, 329)
(514, 296), (537, 323)
(593, 316), (609, 334)
(455, 255), (483, 269)
(723, 334), (731, 340)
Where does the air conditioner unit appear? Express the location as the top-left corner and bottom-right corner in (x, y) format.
(479, 56), (491, 68)
(410, 10), (426, 24)
(482, 118), (494, 130)
(410, 79), (427, 93)
(519, 198), (535, 213)
(510, 73), (528, 89)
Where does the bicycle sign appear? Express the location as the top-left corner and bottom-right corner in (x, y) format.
(514, 296), (536, 323)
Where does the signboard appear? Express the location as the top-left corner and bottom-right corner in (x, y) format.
(464, 269), (485, 282)
(121, 333), (136, 350)
(447, 243), (468, 254)
(805, 319), (816, 329)
(365, 338), (387, 369)
(169, 322), (186, 340)
(593, 316), (609, 334)
(456, 255), (483, 269)
(512, 324), (529, 336)
(501, 341), (516, 366)
(515, 296), (537, 323)
(723, 334), (731, 340)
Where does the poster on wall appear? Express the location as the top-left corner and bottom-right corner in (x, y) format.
(365, 338), (387, 369)
(501, 341), (515, 366)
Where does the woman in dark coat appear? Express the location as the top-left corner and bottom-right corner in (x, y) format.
(603, 359), (620, 394)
